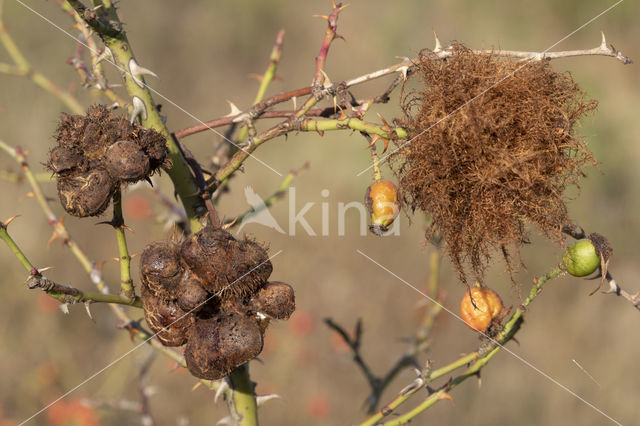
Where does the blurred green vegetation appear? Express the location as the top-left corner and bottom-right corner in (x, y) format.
(0, 1), (638, 425)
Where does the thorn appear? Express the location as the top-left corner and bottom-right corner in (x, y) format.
(191, 381), (203, 391)
(95, 47), (113, 65)
(122, 224), (135, 234)
(37, 266), (55, 273)
(320, 69), (333, 89)
(20, 192), (35, 200)
(59, 303), (70, 314)
(313, 14), (330, 21)
(599, 30), (607, 50)
(95, 220), (114, 227)
(438, 391), (455, 405)
(47, 229), (62, 247)
(224, 100), (243, 118)
(216, 417), (232, 426)
(129, 58), (158, 88)
(377, 113), (392, 131)
(367, 134), (382, 149)
(256, 394), (282, 407)
(248, 73), (264, 83)
(130, 96), (148, 123)
(84, 301), (95, 322)
(397, 65), (409, 81)
(214, 378), (230, 403)
(336, 105), (348, 120)
(2, 215), (20, 228)
(222, 217), (238, 230)
(292, 96), (297, 111)
(433, 30), (443, 52)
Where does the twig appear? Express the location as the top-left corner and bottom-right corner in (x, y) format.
(235, 30), (286, 146)
(325, 318), (381, 393)
(0, 0), (84, 113)
(110, 189), (135, 301)
(599, 271), (640, 312)
(58, 0), (127, 107)
(312, 1), (347, 90)
(0, 219), (141, 307)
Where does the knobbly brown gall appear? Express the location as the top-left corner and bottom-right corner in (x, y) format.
(185, 310), (264, 380)
(141, 286), (193, 347)
(104, 140), (150, 181)
(48, 104), (168, 217)
(251, 282), (295, 320)
(180, 227), (272, 300)
(56, 168), (115, 217)
(140, 240), (184, 299)
(176, 270), (209, 312)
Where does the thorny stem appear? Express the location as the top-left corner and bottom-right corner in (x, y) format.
(297, 116), (407, 139)
(0, 221), (141, 307)
(0, 0), (84, 113)
(228, 364), (258, 426)
(112, 189), (135, 301)
(177, 31), (630, 140)
(67, 0), (205, 232)
(361, 267), (565, 425)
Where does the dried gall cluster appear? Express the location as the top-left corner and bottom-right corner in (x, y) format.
(392, 44), (598, 282)
(139, 226), (295, 380)
(47, 105), (168, 217)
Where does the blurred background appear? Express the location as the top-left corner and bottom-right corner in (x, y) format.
(0, 0), (638, 425)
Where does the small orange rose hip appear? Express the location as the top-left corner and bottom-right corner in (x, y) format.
(365, 180), (400, 236)
(460, 287), (504, 332)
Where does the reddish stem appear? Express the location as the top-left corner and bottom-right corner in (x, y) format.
(313, 2), (345, 88)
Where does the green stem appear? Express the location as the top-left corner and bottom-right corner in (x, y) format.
(112, 190), (135, 301)
(229, 364), (258, 426)
(0, 222), (140, 307)
(299, 117), (407, 139)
